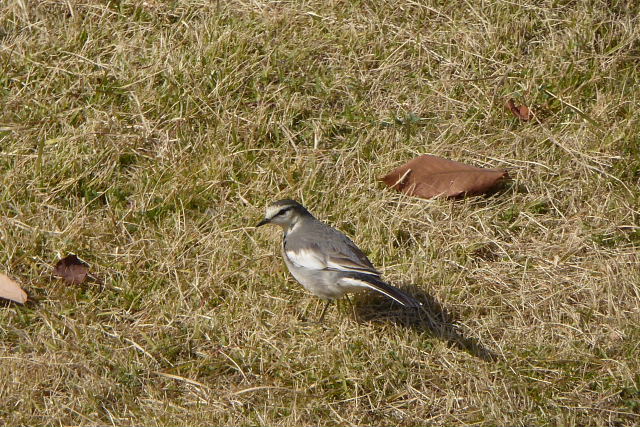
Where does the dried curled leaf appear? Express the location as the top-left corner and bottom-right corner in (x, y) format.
(381, 155), (509, 199)
(0, 273), (28, 304)
(53, 254), (90, 285)
(506, 98), (532, 121)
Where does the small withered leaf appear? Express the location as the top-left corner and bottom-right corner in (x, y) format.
(0, 273), (28, 304)
(506, 98), (532, 121)
(381, 155), (509, 199)
(53, 254), (90, 285)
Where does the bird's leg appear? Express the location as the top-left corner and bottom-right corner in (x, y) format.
(318, 300), (332, 323)
(344, 294), (358, 321)
(299, 299), (313, 322)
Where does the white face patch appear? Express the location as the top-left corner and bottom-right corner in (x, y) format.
(265, 205), (284, 220)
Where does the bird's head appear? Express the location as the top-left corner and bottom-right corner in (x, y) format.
(256, 199), (310, 228)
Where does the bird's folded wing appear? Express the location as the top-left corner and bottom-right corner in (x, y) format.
(285, 248), (327, 270)
(286, 244), (380, 275)
(327, 256), (380, 275)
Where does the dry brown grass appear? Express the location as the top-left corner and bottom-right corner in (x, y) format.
(1, 0), (639, 425)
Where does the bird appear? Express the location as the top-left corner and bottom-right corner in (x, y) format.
(256, 199), (422, 321)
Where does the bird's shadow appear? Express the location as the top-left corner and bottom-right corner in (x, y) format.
(351, 287), (499, 362)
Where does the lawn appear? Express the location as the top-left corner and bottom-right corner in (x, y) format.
(1, 0), (639, 425)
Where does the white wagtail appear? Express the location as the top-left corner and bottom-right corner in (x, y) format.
(257, 199), (421, 320)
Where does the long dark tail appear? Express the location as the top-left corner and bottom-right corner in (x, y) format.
(340, 273), (422, 308)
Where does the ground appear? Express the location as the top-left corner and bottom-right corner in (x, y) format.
(1, 0), (639, 425)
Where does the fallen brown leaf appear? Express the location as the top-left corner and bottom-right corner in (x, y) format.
(506, 98), (532, 121)
(0, 273), (28, 304)
(53, 254), (90, 285)
(381, 154), (509, 199)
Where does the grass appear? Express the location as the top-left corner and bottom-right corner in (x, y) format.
(1, 0), (639, 425)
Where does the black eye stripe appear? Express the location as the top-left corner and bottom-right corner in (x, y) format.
(275, 206), (293, 216)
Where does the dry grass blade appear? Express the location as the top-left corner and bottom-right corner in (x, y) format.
(154, 371), (208, 389)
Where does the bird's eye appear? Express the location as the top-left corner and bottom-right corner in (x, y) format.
(275, 207), (292, 216)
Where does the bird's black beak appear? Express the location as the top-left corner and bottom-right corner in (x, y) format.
(256, 218), (269, 227)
